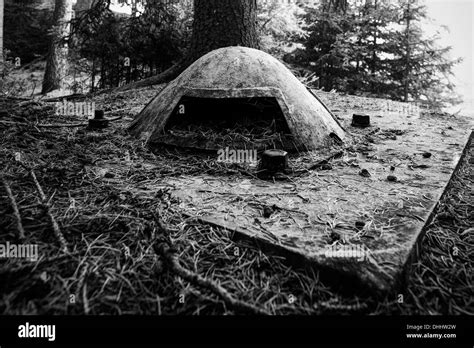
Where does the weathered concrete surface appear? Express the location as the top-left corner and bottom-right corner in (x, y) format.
(129, 46), (346, 151)
(134, 95), (473, 295)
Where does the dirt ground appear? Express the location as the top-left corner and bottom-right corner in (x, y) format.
(0, 87), (472, 315)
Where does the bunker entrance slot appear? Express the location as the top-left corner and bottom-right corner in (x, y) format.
(154, 96), (299, 151)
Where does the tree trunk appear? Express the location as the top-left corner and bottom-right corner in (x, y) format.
(370, 0), (378, 92)
(403, 1), (411, 102)
(324, 0), (348, 13)
(116, 0), (259, 91)
(187, 0), (259, 63)
(41, 0), (74, 94)
(74, 0), (95, 15)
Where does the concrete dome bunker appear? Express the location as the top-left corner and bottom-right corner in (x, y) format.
(129, 46), (346, 151)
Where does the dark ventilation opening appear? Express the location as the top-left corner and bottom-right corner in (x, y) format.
(329, 132), (343, 146)
(153, 97), (299, 151)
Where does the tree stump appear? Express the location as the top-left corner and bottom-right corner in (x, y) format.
(260, 149), (288, 172)
(352, 114), (371, 127)
(88, 110), (109, 129)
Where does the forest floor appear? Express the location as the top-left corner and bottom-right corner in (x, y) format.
(0, 87), (472, 315)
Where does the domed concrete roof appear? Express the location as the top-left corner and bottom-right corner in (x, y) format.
(129, 46), (346, 150)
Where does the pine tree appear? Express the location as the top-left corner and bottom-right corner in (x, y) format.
(344, 0), (399, 96)
(387, 0), (462, 107)
(291, 0), (461, 107)
(42, 0), (74, 94)
(293, 0), (353, 91)
(258, 0), (307, 57)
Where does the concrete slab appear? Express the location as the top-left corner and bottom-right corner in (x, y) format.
(140, 95), (473, 295)
(89, 90), (473, 295)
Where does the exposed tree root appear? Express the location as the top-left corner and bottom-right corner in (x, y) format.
(26, 167), (69, 254)
(1, 178), (26, 241)
(153, 219), (270, 315)
(0, 120), (88, 128)
(114, 60), (188, 92)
